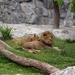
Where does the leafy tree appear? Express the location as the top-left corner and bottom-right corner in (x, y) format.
(53, 0), (75, 28)
(71, 0), (75, 12)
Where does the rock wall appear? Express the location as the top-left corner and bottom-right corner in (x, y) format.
(0, 0), (74, 26)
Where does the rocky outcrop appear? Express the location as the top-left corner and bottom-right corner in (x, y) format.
(50, 66), (75, 75)
(52, 29), (70, 40)
(0, 0), (74, 26)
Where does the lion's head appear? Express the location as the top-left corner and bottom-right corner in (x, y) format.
(30, 34), (38, 41)
(39, 31), (53, 46)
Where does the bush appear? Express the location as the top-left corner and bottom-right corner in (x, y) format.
(66, 39), (75, 43)
(0, 26), (12, 40)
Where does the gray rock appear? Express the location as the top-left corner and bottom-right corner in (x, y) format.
(0, 0), (8, 3)
(35, 0), (43, 8)
(48, 9), (54, 18)
(43, 0), (53, 9)
(48, 19), (54, 25)
(64, 3), (74, 27)
(73, 20), (75, 26)
(20, 2), (37, 24)
(43, 7), (48, 16)
(35, 7), (42, 16)
(40, 16), (48, 25)
(52, 29), (70, 40)
(52, 29), (75, 41)
(10, 12), (21, 24)
(50, 66), (75, 75)
(15, 0), (32, 3)
(64, 20), (73, 27)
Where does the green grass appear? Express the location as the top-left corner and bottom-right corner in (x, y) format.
(0, 38), (75, 75)
(0, 26), (12, 40)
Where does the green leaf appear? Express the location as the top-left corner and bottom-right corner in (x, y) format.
(54, 0), (63, 7)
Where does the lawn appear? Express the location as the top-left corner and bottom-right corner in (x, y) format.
(0, 38), (75, 75)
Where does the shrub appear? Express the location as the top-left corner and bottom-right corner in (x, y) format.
(0, 26), (12, 40)
(66, 39), (75, 43)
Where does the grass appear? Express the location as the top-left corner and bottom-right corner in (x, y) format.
(0, 38), (75, 75)
(0, 26), (12, 40)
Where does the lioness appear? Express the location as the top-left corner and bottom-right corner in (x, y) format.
(11, 34), (38, 44)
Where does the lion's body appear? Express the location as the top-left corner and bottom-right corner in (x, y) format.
(11, 34), (38, 44)
(21, 41), (45, 50)
(21, 31), (53, 50)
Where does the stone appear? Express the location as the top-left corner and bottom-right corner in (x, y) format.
(60, 13), (66, 19)
(43, 0), (53, 9)
(20, 2), (37, 24)
(52, 29), (70, 40)
(64, 20), (73, 27)
(0, 0), (8, 3)
(52, 29), (75, 41)
(50, 66), (75, 75)
(48, 19), (54, 25)
(73, 20), (75, 26)
(35, 7), (43, 17)
(48, 9), (54, 18)
(69, 31), (75, 41)
(16, 74), (23, 75)
(39, 16), (48, 25)
(15, 0), (32, 3)
(10, 12), (21, 24)
(0, 0), (74, 26)
(35, 0), (43, 8)
(43, 7), (48, 16)
(64, 4), (74, 27)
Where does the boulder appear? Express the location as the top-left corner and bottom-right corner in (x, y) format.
(50, 66), (75, 75)
(52, 29), (70, 40)
(52, 29), (75, 41)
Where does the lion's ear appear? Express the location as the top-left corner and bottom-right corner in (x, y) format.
(34, 34), (38, 38)
(34, 34), (36, 37)
(42, 33), (47, 36)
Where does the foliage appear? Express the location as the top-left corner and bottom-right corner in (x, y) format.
(0, 38), (75, 75)
(54, 0), (63, 6)
(0, 26), (12, 40)
(54, 0), (75, 12)
(70, 0), (75, 12)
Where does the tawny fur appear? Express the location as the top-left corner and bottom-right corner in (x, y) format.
(11, 34), (38, 44)
(21, 31), (53, 50)
(39, 31), (53, 47)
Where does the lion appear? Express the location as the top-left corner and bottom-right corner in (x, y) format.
(21, 31), (53, 50)
(39, 31), (60, 51)
(39, 31), (53, 47)
(21, 31), (60, 53)
(11, 34), (38, 44)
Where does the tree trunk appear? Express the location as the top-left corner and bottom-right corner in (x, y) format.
(53, 0), (60, 29)
(0, 46), (60, 74)
(0, 40), (13, 49)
